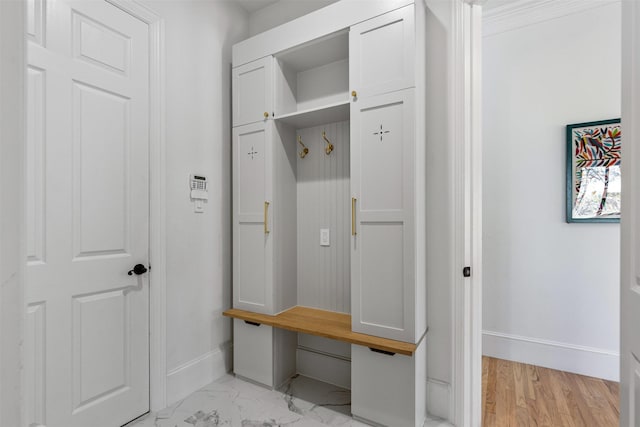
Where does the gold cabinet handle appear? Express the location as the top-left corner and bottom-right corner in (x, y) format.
(351, 197), (357, 236)
(351, 90), (357, 98)
(264, 201), (270, 234)
(263, 111), (269, 118)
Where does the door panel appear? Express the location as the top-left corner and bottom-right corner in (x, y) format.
(27, 0), (45, 46)
(349, 5), (415, 99)
(351, 89), (415, 342)
(72, 81), (130, 258)
(26, 65), (46, 264)
(72, 290), (129, 409)
(233, 122), (273, 314)
(233, 57), (273, 127)
(25, 302), (46, 426)
(360, 100), (405, 212)
(360, 223), (405, 330)
(237, 224), (267, 307)
(238, 127), (267, 216)
(73, 11), (130, 75)
(25, 1), (150, 426)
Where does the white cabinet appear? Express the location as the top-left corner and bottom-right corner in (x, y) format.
(351, 89), (418, 343)
(351, 340), (426, 427)
(233, 319), (297, 388)
(349, 5), (415, 99)
(234, 319), (274, 387)
(232, 57), (273, 127)
(230, 2), (428, 426)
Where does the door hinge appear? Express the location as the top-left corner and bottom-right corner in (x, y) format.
(463, 266), (471, 278)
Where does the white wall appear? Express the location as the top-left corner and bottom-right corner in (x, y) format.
(0, 1), (25, 425)
(483, 2), (621, 381)
(141, 0), (249, 405)
(248, 0), (338, 36)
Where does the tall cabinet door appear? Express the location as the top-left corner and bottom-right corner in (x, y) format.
(233, 121), (274, 314)
(232, 57), (273, 127)
(349, 5), (415, 99)
(351, 89), (416, 343)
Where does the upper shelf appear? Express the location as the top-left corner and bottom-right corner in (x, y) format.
(275, 100), (350, 129)
(223, 305), (418, 356)
(275, 30), (348, 73)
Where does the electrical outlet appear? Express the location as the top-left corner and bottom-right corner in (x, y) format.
(320, 228), (330, 246)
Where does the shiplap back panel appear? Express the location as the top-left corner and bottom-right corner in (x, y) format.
(296, 121), (350, 313)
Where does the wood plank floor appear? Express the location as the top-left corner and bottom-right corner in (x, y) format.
(482, 356), (619, 426)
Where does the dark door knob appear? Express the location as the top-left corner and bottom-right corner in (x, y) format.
(128, 264), (148, 276)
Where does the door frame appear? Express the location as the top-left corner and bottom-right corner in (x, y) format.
(620, 0), (638, 425)
(0, 1), (26, 425)
(104, 0), (168, 413)
(453, 1), (483, 426)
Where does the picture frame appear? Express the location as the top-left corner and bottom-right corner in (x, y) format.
(566, 118), (621, 223)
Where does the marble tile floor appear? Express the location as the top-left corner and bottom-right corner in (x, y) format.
(127, 373), (452, 427)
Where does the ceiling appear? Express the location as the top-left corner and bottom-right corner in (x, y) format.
(235, 0), (280, 13)
(483, 0), (519, 10)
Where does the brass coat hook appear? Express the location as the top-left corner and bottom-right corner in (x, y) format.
(298, 135), (309, 158)
(322, 131), (334, 155)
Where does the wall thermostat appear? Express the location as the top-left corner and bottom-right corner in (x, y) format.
(190, 174), (208, 213)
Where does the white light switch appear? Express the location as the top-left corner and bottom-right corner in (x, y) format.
(320, 228), (330, 246)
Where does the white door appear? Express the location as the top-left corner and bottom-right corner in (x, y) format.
(351, 88), (416, 343)
(621, 1), (640, 425)
(232, 57), (273, 127)
(349, 5), (415, 100)
(25, 1), (150, 426)
(232, 121), (274, 314)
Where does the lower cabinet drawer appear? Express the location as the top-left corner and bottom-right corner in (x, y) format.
(351, 339), (426, 427)
(233, 319), (273, 387)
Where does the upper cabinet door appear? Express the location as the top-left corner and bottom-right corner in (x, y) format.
(349, 5), (415, 99)
(233, 57), (273, 127)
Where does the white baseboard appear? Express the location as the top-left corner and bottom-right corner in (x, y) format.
(166, 342), (232, 405)
(424, 415), (454, 427)
(426, 379), (452, 422)
(483, 330), (619, 381)
(296, 346), (351, 389)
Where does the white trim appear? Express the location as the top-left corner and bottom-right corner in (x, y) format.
(296, 347), (351, 390)
(483, 0), (620, 37)
(0, 1), (26, 425)
(469, 4), (483, 427)
(425, 416), (455, 427)
(427, 379), (452, 421)
(451, 1), (466, 425)
(451, 1), (482, 426)
(166, 343), (233, 405)
(483, 330), (620, 381)
(106, 0), (167, 412)
(148, 17), (167, 413)
(621, 1), (639, 424)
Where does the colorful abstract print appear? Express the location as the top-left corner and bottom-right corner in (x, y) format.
(572, 124), (621, 219)
(574, 125), (621, 171)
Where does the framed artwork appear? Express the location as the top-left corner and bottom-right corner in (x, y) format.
(566, 118), (621, 223)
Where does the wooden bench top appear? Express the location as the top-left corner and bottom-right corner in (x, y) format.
(223, 306), (417, 356)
